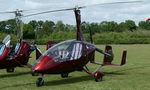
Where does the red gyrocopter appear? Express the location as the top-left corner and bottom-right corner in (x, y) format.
(0, 10), (35, 72)
(25, 1), (143, 86)
(0, 35), (34, 72)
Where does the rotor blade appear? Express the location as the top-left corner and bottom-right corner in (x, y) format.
(0, 11), (15, 14)
(95, 48), (111, 56)
(23, 7), (79, 17)
(0, 9), (38, 14)
(22, 0), (142, 17)
(82, 0), (142, 8)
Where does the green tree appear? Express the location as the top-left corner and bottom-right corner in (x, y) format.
(139, 20), (150, 30)
(23, 24), (35, 39)
(55, 21), (65, 31)
(100, 21), (118, 32)
(125, 20), (137, 32)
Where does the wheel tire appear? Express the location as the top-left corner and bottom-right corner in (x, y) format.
(36, 78), (44, 87)
(94, 71), (103, 82)
(6, 68), (14, 72)
(61, 73), (68, 78)
(32, 72), (38, 76)
(95, 76), (102, 82)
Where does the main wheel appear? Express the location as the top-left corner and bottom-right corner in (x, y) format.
(6, 68), (14, 72)
(95, 76), (102, 82)
(32, 72), (39, 76)
(36, 78), (44, 87)
(61, 73), (68, 78)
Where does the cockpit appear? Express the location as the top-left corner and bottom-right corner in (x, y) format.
(44, 40), (83, 62)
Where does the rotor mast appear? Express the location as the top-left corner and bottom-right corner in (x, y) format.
(74, 7), (84, 41)
(15, 9), (23, 41)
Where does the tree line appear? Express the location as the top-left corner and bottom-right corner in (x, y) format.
(0, 19), (150, 39)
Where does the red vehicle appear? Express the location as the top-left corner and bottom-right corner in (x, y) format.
(31, 8), (127, 87)
(147, 18), (150, 21)
(0, 35), (35, 72)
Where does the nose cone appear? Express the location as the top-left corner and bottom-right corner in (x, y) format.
(32, 56), (53, 73)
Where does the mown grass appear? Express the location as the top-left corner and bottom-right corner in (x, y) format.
(0, 45), (150, 90)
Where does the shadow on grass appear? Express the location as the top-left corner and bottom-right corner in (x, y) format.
(0, 71), (31, 78)
(114, 66), (150, 72)
(45, 75), (93, 86)
(0, 75), (93, 89)
(104, 65), (150, 76)
(0, 83), (35, 90)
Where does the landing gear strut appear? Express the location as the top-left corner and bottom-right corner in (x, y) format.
(83, 66), (104, 82)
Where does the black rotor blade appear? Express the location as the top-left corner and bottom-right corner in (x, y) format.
(95, 48), (111, 56)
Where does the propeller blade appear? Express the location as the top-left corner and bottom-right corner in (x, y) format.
(95, 48), (111, 56)
(89, 27), (94, 44)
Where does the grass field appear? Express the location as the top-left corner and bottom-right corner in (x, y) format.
(0, 45), (150, 90)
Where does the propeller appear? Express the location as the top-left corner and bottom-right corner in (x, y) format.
(23, 0), (142, 17)
(95, 48), (111, 56)
(89, 27), (94, 44)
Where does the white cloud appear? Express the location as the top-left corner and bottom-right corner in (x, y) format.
(25, 0), (44, 9)
(0, 0), (150, 24)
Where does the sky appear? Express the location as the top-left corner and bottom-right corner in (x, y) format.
(0, 0), (149, 25)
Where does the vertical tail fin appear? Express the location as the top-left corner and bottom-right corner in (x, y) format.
(121, 50), (127, 65)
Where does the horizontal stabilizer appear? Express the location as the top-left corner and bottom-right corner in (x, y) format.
(92, 46), (127, 66)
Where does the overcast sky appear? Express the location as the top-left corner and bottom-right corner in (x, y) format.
(0, 0), (149, 25)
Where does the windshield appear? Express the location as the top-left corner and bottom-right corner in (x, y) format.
(0, 43), (6, 56)
(44, 40), (83, 62)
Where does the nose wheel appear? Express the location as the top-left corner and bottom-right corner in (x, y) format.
(61, 73), (69, 78)
(94, 71), (104, 82)
(36, 77), (44, 87)
(6, 67), (14, 72)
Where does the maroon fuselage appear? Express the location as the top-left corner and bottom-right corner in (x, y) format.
(0, 41), (31, 69)
(32, 40), (95, 74)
